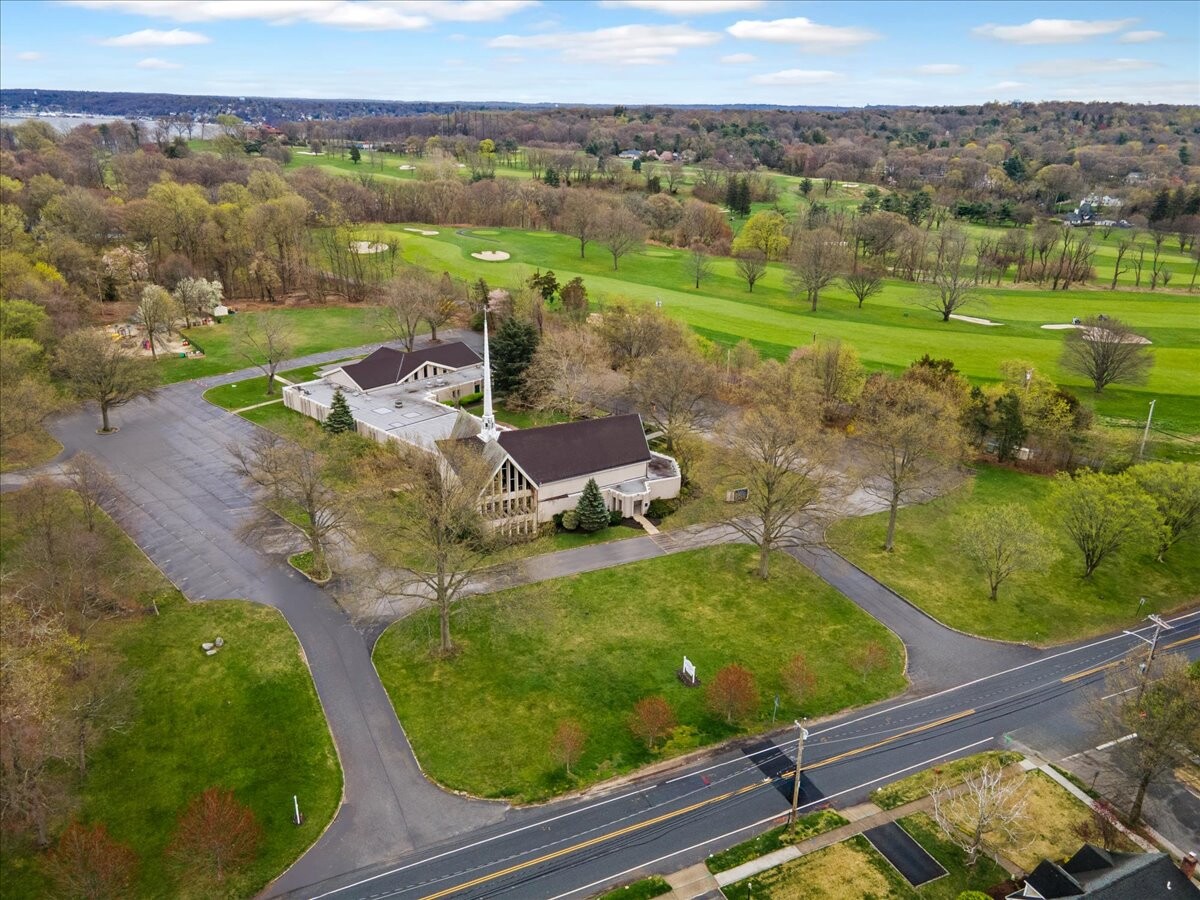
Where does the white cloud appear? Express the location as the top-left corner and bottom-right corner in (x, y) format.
(1018, 57), (1158, 77)
(727, 16), (879, 51)
(914, 63), (966, 76)
(972, 18), (1137, 45)
(65, 1), (538, 30)
(598, 0), (764, 13)
(15, 51), (44, 61)
(489, 23), (719, 65)
(98, 28), (210, 47)
(991, 80), (1026, 90)
(136, 56), (182, 69)
(750, 68), (841, 85)
(719, 52), (756, 64)
(1119, 30), (1165, 43)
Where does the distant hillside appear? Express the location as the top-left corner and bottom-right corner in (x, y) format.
(0, 89), (850, 122)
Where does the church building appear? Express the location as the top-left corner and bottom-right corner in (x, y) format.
(282, 315), (680, 534)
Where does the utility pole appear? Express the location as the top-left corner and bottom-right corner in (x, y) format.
(1139, 399), (1156, 459)
(789, 718), (809, 830)
(1123, 613), (1172, 705)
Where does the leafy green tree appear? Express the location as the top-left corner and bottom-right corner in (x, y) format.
(55, 329), (159, 433)
(322, 388), (356, 434)
(731, 210), (789, 260)
(560, 276), (589, 321)
(1002, 154), (1027, 183)
(962, 386), (991, 447)
(1130, 461), (1200, 560)
(575, 478), (609, 532)
(528, 269), (559, 302)
(349, 145), (361, 164)
(958, 504), (1058, 601)
(993, 390), (1026, 461)
(1055, 471), (1159, 578)
(490, 316), (539, 396)
(799, 177), (813, 198)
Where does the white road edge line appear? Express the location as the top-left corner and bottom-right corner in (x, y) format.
(545, 738), (994, 900)
(666, 610), (1200, 786)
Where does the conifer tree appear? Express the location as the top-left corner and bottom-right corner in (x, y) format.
(576, 478), (609, 532)
(491, 317), (539, 396)
(323, 388), (356, 434)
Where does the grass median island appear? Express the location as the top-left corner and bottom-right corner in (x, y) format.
(0, 491), (341, 899)
(828, 464), (1200, 645)
(705, 810), (850, 874)
(373, 544), (906, 802)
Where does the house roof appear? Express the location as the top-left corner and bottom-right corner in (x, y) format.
(338, 342), (481, 391)
(1010, 846), (1200, 900)
(496, 414), (650, 486)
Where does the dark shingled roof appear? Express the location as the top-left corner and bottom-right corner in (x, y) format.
(1010, 847), (1200, 900)
(1022, 860), (1083, 899)
(339, 342), (481, 391)
(498, 414), (651, 485)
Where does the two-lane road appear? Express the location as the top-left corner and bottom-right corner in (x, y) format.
(281, 611), (1200, 900)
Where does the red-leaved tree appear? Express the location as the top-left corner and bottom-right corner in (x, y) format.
(629, 697), (676, 750)
(551, 719), (587, 776)
(706, 664), (759, 724)
(43, 820), (138, 900)
(166, 787), (262, 883)
(852, 641), (890, 681)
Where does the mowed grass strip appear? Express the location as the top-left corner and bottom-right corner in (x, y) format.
(373, 545), (906, 802)
(369, 224), (1200, 432)
(828, 464), (1200, 645)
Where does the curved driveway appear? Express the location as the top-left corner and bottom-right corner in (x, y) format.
(20, 337), (1040, 895)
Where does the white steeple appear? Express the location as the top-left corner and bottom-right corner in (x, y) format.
(479, 305), (498, 443)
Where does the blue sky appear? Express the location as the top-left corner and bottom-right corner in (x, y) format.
(2, 1), (1197, 106)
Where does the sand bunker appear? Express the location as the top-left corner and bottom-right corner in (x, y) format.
(471, 250), (511, 262)
(350, 241), (389, 254)
(403, 227), (438, 236)
(950, 314), (1004, 326)
(398, 164), (416, 170)
(1042, 323), (1151, 344)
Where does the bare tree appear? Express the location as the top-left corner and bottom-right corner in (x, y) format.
(167, 787), (263, 883)
(230, 431), (347, 580)
(598, 205), (646, 271)
(559, 191), (602, 259)
(841, 265), (885, 309)
(957, 504), (1057, 600)
(378, 268), (434, 351)
(734, 249), (767, 292)
(780, 654), (816, 707)
(427, 272), (465, 342)
(234, 312), (295, 396)
(597, 303), (687, 370)
(360, 441), (495, 655)
(523, 325), (620, 419)
(64, 453), (116, 533)
(918, 227), (976, 321)
(722, 384), (839, 579)
(551, 720), (586, 777)
(1060, 316), (1154, 393)
(931, 764), (1029, 866)
(626, 346), (718, 480)
(1110, 236), (1134, 290)
(1090, 654), (1200, 825)
(55, 329), (159, 433)
(856, 376), (965, 552)
(685, 241), (713, 289)
(792, 341), (865, 422)
(788, 227), (848, 311)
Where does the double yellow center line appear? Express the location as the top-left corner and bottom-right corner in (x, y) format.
(416, 709), (974, 900)
(1061, 633), (1200, 684)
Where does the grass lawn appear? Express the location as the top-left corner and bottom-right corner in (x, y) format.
(871, 750), (1024, 810)
(705, 810), (850, 874)
(156, 307), (387, 384)
(828, 464), (1200, 645)
(458, 398), (571, 429)
(723, 815), (1008, 900)
(0, 427), (63, 472)
(596, 875), (672, 900)
(373, 545), (906, 802)
(361, 223), (1200, 433)
(0, 493), (340, 899)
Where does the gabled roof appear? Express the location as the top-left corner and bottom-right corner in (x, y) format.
(338, 342), (481, 391)
(496, 414), (651, 486)
(1010, 846), (1200, 900)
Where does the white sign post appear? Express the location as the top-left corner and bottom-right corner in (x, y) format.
(682, 656), (697, 686)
